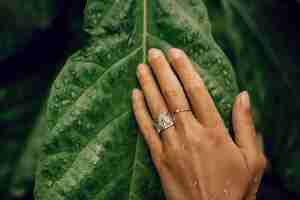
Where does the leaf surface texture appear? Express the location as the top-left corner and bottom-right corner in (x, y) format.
(35, 0), (239, 199)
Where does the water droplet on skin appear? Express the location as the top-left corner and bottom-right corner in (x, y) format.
(223, 188), (230, 197)
(193, 180), (199, 187)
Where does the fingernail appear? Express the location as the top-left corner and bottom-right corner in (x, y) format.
(240, 91), (250, 109)
(169, 48), (183, 59)
(137, 64), (146, 77)
(148, 48), (162, 59)
(136, 64), (142, 77)
(132, 89), (140, 99)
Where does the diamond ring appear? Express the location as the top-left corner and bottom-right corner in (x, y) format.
(153, 112), (175, 134)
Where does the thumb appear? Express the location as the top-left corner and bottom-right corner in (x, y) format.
(232, 91), (258, 150)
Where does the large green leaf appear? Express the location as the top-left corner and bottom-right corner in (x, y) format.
(35, 0), (239, 199)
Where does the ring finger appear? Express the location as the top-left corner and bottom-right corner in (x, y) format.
(137, 63), (177, 146)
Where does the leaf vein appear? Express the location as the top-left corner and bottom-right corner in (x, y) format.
(49, 48), (141, 146)
(48, 110), (131, 198)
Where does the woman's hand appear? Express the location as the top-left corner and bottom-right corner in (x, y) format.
(132, 48), (267, 200)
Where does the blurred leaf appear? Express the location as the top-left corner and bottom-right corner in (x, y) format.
(9, 110), (47, 199)
(0, 77), (50, 199)
(0, 0), (63, 62)
(0, 2), (86, 199)
(205, 0), (300, 195)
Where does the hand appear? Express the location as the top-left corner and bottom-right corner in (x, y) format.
(132, 48), (267, 200)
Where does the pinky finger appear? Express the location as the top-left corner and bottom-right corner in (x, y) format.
(132, 88), (163, 160)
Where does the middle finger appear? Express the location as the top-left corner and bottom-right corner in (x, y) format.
(148, 48), (193, 124)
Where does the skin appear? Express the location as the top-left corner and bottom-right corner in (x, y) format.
(132, 48), (267, 200)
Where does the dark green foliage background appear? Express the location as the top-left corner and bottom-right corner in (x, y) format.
(1, 0), (300, 199)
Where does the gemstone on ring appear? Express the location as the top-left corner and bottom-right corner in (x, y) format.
(153, 112), (175, 134)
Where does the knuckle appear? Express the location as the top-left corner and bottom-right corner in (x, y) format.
(249, 153), (268, 173)
(258, 153), (268, 170)
(177, 116), (191, 132)
(206, 128), (228, 147)
(133, 99), (140, 109)
(169, 144), (182, 155)
(165, 144), (182, 159)
(142, 124), (153, 135)
(152, 152), (165, 170)
(187, 82), (203, 96)
(159, 152), (171, 168)
(182, 122), (203, 143)
(139, 73), (151, 85)
(163, 88), (180, 98)
(163, 147), (186, 169)
(211, 135), (226, 147)
(133, 102), (144, 114)
(185, 72), (195, 81)
(186, 132), (201, 145)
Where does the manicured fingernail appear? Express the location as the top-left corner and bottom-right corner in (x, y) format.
(132, 89), (140, 99)
(169, 48), (183, 59)
(148, 48), (162, 59)
(137, 64), (147, 77)
(136, 64), (142, 77)
(240, 91), (250, 109)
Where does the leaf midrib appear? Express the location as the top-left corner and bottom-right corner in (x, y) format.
(128, 0), (148, 199)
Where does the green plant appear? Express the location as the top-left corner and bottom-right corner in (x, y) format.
(205, 0), (300, 194)
(34, 0), (239, 199)
(2, 0), (300, 199)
